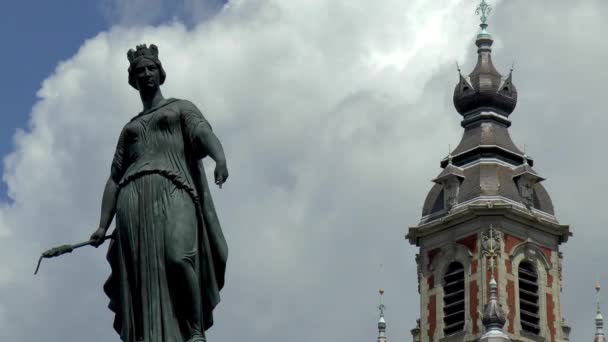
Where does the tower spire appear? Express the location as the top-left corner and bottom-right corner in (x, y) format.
(596, 281), (606, 342)
(377, 288), (388, 342)
(453, 0), (518, 123)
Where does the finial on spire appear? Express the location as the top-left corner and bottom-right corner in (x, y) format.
(377, 288), (388, 342)
(378, 288), (386, 317)
(595, 279), (606, 342)
(475, 0), (492, 27)
(475, 0), (493, 39)
(596, 277), (602, 316)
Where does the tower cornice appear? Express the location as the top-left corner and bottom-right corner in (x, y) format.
(406, 202), (571, 246)
(439, 145), (532, 168)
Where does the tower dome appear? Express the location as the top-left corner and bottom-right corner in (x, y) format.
(453, 19), (517, 117)
(416, 1), (564, 226)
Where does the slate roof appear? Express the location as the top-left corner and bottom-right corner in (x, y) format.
(421, 162), (554, 218)
(419, 20), (557, 222)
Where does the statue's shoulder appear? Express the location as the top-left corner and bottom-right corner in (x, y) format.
(170, 98), (202, 114)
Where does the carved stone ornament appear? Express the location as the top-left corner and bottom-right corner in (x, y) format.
(481, 225), (502, 258)
(509, 238), (551, 271)
(524, 246), (538, 264)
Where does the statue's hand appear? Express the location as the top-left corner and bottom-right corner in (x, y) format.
(214, 160), (229, 188)
(42, 245), (73, 258)
(90, 227), (107, 248)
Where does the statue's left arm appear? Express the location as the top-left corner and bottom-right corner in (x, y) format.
(181, 100), (229, 185)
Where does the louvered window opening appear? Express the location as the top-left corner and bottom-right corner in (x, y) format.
(518, 261), (540, 335)
(443, 262), (465, 335)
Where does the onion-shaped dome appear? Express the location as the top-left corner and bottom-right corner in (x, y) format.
(453, 24), (517, 117)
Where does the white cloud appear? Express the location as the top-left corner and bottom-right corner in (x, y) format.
(3, 0), (608, 342)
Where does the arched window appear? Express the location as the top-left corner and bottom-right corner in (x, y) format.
(443, 262), (465, 335)
(518, 261), (540, 334)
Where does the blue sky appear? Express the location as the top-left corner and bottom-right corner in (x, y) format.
(0, 0), (225, 200)
(0, 1), (106, 173)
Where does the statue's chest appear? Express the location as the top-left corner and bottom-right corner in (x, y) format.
(127, 109), (181, 138)
(124, 109), (183, 153)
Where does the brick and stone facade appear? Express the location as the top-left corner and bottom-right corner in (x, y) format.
(406, 11), (571, 342)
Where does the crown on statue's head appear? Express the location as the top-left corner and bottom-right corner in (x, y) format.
(127, 44), (159, 64)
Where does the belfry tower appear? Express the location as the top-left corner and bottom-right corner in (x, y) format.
(406, 1), (571, 341)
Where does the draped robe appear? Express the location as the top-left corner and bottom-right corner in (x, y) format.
(103, 98), (228, 342)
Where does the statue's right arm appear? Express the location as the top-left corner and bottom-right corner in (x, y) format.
(97, 126), (126, 233)
(97, 176), (118, 232)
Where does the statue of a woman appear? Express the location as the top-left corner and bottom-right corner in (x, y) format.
(89, 44), (229, 342)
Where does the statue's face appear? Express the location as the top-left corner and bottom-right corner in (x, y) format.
(134, 58), (161, 91)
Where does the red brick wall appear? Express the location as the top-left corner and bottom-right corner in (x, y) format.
(428, 294), (437, 342)
(427, 248), (440, 270)
(546, 293), (556, 342)
(506, 280), (515, 333)
(505, 258), (512, 275)
(470, 280), (480, 334)
(427, 274), (435, 289)
(504, 234), (524, 254)
(472, 259), (478, 274)
(457, 234), (478, 253)
(541, 246), (553, 267)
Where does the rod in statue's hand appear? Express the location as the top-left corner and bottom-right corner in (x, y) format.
(34, 235), (113, 275)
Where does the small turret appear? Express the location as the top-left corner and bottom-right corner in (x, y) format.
(377, 288), (388, 342)
(595, 282), (606, 342)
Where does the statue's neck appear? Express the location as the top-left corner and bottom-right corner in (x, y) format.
(140, 88), (165, 112)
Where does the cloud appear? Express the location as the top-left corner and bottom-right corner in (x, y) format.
(2, 0), (608, 342)
(98, 0), (226, 27)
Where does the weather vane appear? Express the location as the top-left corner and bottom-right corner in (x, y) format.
(475, 0), (492, 26)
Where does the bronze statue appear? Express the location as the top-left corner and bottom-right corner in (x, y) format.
(87, 43), (229, 342)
